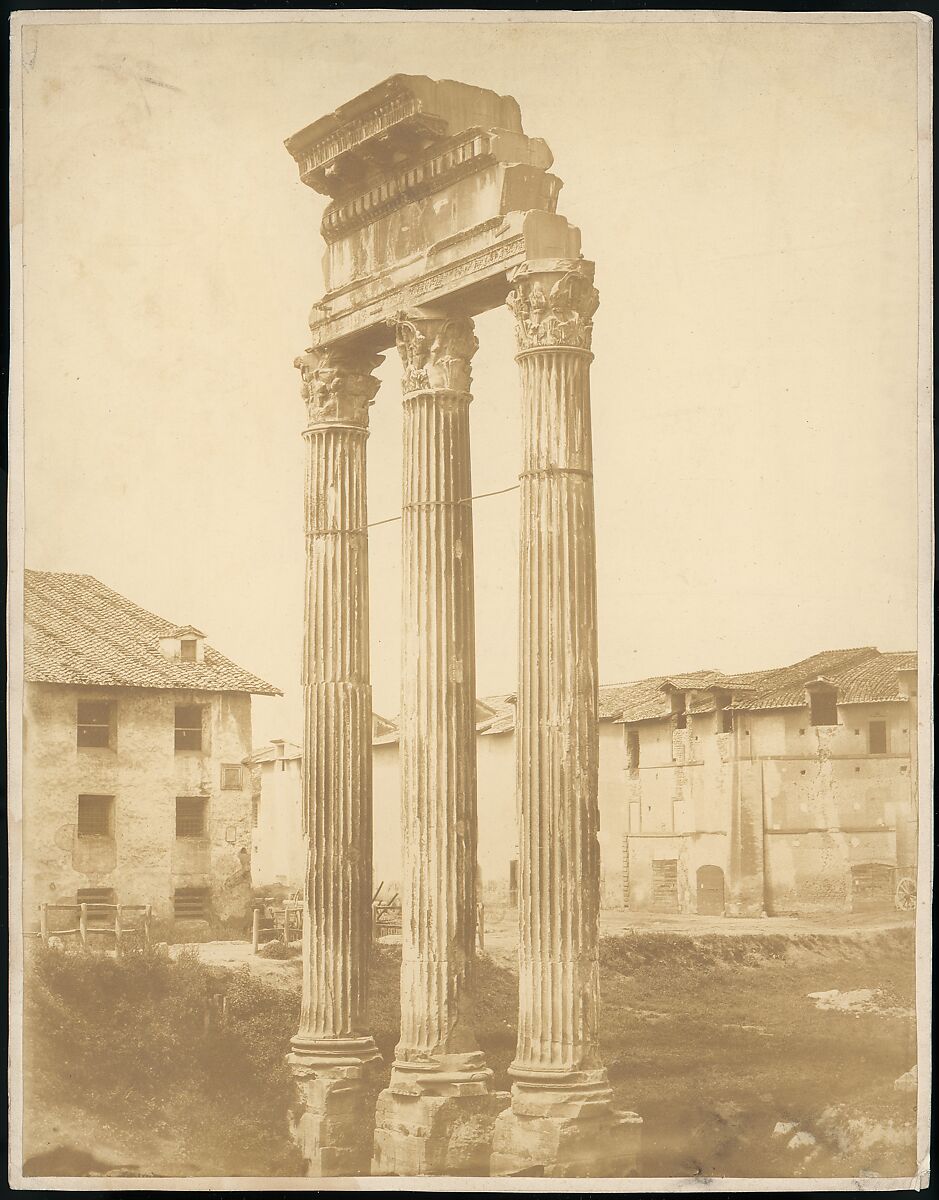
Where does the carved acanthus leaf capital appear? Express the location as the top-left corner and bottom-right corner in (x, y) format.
(294, 345), (383, 428)
(506, 263), (599, 353)
(391, 315), (479, 394)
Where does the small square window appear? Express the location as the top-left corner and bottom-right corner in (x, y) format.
(176, 796), (207, 838)
(180, 638), (198, 662)
(221, 764), (243, 791)
(175, 704), (203, 751)
(77, 700), (112, 748)
(77, 795), (114, 837)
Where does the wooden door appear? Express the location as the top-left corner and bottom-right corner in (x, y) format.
(696, 865), (725, 916)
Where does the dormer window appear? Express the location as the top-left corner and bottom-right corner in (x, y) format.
(159, 625), (206, 663)
(808, 684), (838, 727)
(671, 692), (687, 730)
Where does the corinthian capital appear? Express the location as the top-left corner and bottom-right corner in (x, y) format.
(392, 315), (479, 394)
(294, 345), (383, 428)
(506, 261), (599, 353)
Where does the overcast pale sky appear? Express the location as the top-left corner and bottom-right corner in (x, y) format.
(18, 15), (923, 746)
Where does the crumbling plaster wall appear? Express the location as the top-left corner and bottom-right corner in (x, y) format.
(23, 682), (254, 927)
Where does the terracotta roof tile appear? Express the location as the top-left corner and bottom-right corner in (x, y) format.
(370, 648), (915, 743)
(24, 570), (281, 696)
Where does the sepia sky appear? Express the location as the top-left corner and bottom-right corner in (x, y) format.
(17, 14), (923, 745)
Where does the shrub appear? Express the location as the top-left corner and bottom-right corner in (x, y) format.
(24, 943), (303, 1174)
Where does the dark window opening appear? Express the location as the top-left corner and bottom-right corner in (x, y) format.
(221, 764), (243, 791)
(672, 693), (687, 730)
(176, 796), (207, 838)
(809, 690), (838, 727)
(77, 795), (113, 837)
(626, 730), (640, 774)
(721, 709), (734, 734)
(77, 700), (112, 748)
(175, 704), (203, 751)
(180, 638), (197, 661)
(174, 887), (210, 920)
(77, 887), (116, 927)
(652, 859), (679, 913)
(869, 720), (888, 755)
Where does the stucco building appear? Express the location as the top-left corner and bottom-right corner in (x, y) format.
(248, 715), (397, 894)
(22, 570), (280, 930)
(371, 647), (917, 916)
(619, 647), (918, 917)
(246, 739), (303, 891)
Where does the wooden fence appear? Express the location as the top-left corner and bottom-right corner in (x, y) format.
(38, 902), (152, 956)
(251, 901), (303, 953)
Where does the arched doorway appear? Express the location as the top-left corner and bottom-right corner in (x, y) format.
(697, 865), (725, 916)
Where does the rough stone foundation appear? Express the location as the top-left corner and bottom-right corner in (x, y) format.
(290, 1058), (382, 1177)
(372, 1082), (510, 1176)
(490, 1102), (642, 1178)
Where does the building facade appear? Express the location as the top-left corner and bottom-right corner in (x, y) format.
(249, 717), (397, 894)
(246, 739), (304, 891)
(619, 648), (918, 916)
(22, 570), (280, 930)
(373, 647), (917, 916)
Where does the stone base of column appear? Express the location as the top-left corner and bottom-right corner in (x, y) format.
(288, 1039), (383, 1177)
(490, 1082), (642, 1178)
(372, 1062), (509, 1176)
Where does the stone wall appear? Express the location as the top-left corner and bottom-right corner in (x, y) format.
(22, 682), (255, 928)
(371, 719), (629, 907)
(622, 700), (914, 916)
(251, 756), (305, 890)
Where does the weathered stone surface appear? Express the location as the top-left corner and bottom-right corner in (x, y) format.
(285, 76), (581, 350)
(285, 75), (642, 1179)
(373, 1087), (510, 1177)
(371, 315), (499, 1174)
(491, 1105), (642, 1178)
(490, 261), (641, 1175)
(287, 345), (383, 1177)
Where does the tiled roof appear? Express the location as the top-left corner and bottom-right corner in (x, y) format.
(370, 648), (916, 744)
(725, 649), (905, 711)
(245, 740), (302, 764)
(374, 685), (664, 745)
(881, 651), (918, 673)
(24, 570), (281, 696)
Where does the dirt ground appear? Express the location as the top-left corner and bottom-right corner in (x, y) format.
(21, 915), (919, 1181)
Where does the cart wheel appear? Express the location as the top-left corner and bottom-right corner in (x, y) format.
(895, 877), (916, 911)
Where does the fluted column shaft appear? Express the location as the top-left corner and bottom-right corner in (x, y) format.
(507, 263), (608, 1091)
(393, 315), (489, 1076)
(292, 344), (382, 1060)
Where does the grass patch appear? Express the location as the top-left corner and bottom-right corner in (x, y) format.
(23, 926), (917, 1178)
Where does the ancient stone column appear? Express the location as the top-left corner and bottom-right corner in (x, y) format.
(373, 315), (507, 1176)
(288, 343), (383, 1177)
(491, 262), (641, 1177)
